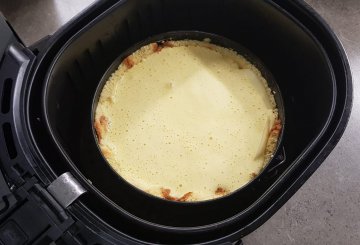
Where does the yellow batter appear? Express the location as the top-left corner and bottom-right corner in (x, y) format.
(95, 40), (279, 202)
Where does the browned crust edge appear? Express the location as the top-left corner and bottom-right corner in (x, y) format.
(94, 115), (108, 143)
(215, 187), (228, 196)
(124, 56), (135, 69)
(160, 188), (193, 202)
(264, 118), (282, 163)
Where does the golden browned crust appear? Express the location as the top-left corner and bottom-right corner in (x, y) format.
(152, 42), (160, 52)
(94, 121), (103, 141)
(264, 119), (282, 163)
(100, 115), (108, 127)
(152, 41), (174, 53)
(215, 187), (228, 195)
(94, 115), (109, 143)
(124, 56), (134, 69)
(160, 188), (193, 202)
(270, 119), (282, 135)
(177, 192), (193, 202)
(100, 145), (112, 158)
(160, 188), (176, 201)
(251, 172), (258, 179)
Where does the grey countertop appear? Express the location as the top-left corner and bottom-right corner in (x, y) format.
(0, 0), (359, 244)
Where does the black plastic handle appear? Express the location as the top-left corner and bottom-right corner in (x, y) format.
(0, 12), (35, 186)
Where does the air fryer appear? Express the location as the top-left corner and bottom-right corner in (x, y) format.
(0, 0), (352, 244)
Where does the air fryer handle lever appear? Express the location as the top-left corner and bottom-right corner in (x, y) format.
(0, 13), (35, 186)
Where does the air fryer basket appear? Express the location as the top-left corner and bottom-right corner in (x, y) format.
(19, 0), (348, 243)
(44, 0), (333, 230)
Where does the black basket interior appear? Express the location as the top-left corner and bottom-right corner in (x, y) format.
(40, 0), (335, 238)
